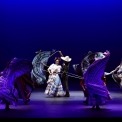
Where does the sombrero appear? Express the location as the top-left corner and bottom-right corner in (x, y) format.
(61, 56), (72, 62)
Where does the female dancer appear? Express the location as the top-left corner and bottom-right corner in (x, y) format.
(83, 50), (111, 110)
(44, 57), (64, 97)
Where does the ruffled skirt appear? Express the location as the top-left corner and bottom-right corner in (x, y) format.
(45, 74), (64, 97)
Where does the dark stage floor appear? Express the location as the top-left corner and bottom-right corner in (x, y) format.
(0, 90), (122, 118)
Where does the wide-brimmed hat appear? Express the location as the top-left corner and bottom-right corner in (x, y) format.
(61, 56), (72, 62)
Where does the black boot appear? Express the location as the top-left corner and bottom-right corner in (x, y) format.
(64, 92), (70, 97)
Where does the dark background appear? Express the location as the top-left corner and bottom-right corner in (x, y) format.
(0, 0), (122, 90)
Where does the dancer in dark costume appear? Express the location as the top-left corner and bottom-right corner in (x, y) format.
(73, 51), (96, 104)
(61, 56), (72, 97)
(15, 73), (33, 104)
(0, 57), (33, 110)
(83, 51), (111, 110)
(73, 64), (88, 102)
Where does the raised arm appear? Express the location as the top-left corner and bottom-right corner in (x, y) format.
(59, 51), (64, 57)
(110, 65), (120, 73)
(105, 65), (120, 75)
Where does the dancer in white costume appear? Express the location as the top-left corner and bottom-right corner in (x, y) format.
(45, 57), (64, 97)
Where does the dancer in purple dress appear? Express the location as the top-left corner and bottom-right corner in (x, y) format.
(0, 57), (33, 110)
(83, 50), (111, 110)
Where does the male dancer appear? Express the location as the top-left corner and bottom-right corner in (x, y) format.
(61, 55), (72, 97)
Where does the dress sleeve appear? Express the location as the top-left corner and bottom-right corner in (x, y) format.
(47, 64), (53, 72)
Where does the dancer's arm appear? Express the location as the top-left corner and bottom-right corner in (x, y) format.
(59, 51), (64, 57)
(105, 65), (120, 75)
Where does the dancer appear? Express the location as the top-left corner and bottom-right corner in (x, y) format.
(0, 57), (33, 110)
(73, 51), (95, 103)
(105, 60), (122, 87)
(45, 57), (64, 97)
(14, 73), (33, 104)
(61, 56), (72, 97)
(0, 72), (18, 110)
(83, 50), (111, 110)
(73, 64), (88, 103)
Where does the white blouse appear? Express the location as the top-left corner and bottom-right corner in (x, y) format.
(48, 63), (62, 74)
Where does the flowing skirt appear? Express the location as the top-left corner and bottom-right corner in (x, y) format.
(45, 74), (64, 97)
(0, 76), (18, 105)
(86, 82), (111, 106)
(83, 54), (111, 106)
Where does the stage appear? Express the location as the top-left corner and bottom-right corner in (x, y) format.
(0, 90), (122, 118)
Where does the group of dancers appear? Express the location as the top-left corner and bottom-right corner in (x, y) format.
(0, 49), (122, 111)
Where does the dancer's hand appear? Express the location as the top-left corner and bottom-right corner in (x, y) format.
(59, 51), (61, 53)
(48, 70), (52, 75)
(59, 51), (63, 57)
(104, 72), (111, 75)
(104, 50), (110, 55)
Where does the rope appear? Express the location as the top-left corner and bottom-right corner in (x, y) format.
(34, 50), (83, 80)
(42, 69), (83, 80)
(49, 50), (60, 58)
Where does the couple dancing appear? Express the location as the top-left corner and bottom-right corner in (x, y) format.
(44, 53), (71, 97)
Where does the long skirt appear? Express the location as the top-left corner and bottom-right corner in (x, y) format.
(45, 74), (64, 97)
(0, 76), (18, 105)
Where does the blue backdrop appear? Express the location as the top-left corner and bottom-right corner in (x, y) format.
(0, 0), (122, 89)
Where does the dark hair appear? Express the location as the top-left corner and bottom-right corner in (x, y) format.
(54, 57), (61, 61)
